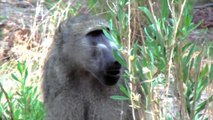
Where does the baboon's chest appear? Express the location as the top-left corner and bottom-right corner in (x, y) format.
(83, 99), (126, 120)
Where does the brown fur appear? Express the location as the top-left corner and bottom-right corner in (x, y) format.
(42, 15), (132, 120)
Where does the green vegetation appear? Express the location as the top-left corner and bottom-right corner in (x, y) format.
(0, 61), (45, 120)
(106, 0), (213, 119)
(0, 0), (213, 120)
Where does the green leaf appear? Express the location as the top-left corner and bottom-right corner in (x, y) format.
(138, 7), (153, 23)
(113, 49), (127, 68)
(144, 27), (154, 40)
(194, 54), (202, 75)
(183, 4), (193, 29)
(17, 61), (23, 75)
(195, 96), (213, 114)
(196, 77), (208, 101)
(186, 81), (193, 97)
(199, 65), (208, 80)
(109, 19), (113, 30)
(118, 4), (124, 23)
(209, 64), (213, 82)
(103, 29), (119, 46)
(182, 62), (188, 82)
(136, 59), (146, 81)
(161, 0), (169, 18)
(184, 44), (195, 64)
(118, 84), (130, 98)
(32, 87), (38, 97)
(148, 49), (154, 70)
(110, 95), (129, 100)
(88, 0), (97, 8)
(23, 68), (28, 86)
(194, 113), (203, 120)
(166, 114), (173, 120)
(11, 73), (19, 81)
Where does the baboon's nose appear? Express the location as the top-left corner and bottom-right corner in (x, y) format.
(112, 61), (121, 69)
(106, 61), (121, 75)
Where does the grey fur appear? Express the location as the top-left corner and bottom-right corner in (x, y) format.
(42, 15), (132, 120)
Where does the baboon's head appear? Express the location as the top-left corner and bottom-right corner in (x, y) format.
(56, 15), (122, 86)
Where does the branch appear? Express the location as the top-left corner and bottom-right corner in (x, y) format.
(0, 82), (14, 120)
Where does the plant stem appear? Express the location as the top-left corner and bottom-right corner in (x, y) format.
(127, 0), (136, 120)
(0, 83), (14, 120)
(190, 48), (203, 119)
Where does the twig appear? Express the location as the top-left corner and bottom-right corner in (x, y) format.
(166, 0), (188, 119)
(127, 0), (136, 120)
(148, 0), (163, 40)
(0, 82), (14, 120)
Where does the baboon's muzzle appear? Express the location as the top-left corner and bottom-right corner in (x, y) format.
(103, 61), (121, 86)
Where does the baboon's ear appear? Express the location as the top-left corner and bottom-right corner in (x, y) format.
(54, 22), (66, 45)
(58, 19), (69, 34)
(58, 22), (64, 33)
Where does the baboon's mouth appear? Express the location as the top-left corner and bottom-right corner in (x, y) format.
(102, 64), (121, 86)
(106, 69), (120, 75)
(103, 71), (120, 86)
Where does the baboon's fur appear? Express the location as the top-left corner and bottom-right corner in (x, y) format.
(43, 15), (132, 120)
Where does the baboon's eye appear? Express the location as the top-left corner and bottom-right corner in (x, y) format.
(86, 27), (110, 37)
(86, 30), (103, 37)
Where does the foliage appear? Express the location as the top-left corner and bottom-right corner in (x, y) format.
(102, 0), (213, 119)
(0, 61), (45, 120)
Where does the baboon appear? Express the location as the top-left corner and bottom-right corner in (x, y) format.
(42, 15), (133, 120)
